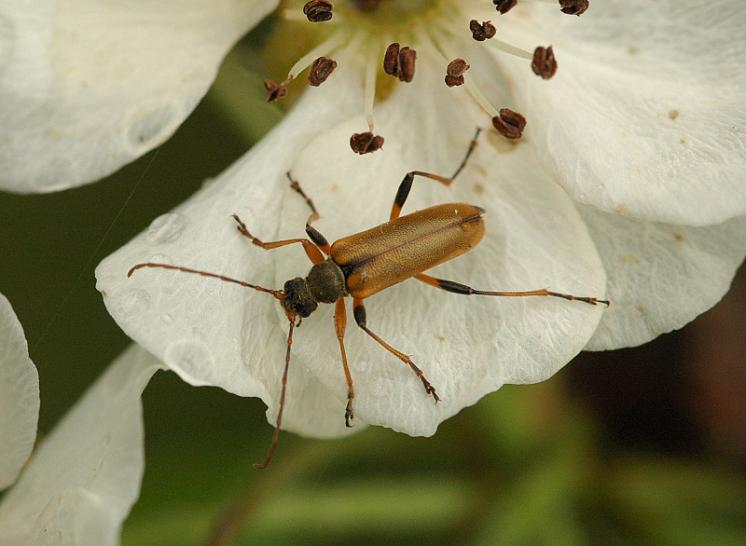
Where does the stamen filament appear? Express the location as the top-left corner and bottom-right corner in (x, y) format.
(490, 39), (533, 60)
(288, 32), (346, 79)
(426, 27), (500, 118)
(363, 43), (380, 131)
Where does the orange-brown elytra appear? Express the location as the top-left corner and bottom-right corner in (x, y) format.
(127, 127), (609, 468)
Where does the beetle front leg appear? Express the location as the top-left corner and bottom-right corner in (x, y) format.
(231, 214), (325, 265)
(286, 172), (332, 255)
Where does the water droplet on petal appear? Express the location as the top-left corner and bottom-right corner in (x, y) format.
(111, 288), (151, 318)
(164, 339), (215, 382)
(147, 213), (186, 244)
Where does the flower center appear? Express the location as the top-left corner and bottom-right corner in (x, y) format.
(264, 0), (588, 153)
(339, 0), (447, 32)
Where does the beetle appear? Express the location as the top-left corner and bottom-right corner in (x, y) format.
(127, 128), (608, 468)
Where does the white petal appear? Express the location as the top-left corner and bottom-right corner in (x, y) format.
(95, 51), (366, 435)
(97, 46), (604, 438)
(276, 48), (605, 436)
(494, 0), (746, 225)
(581, 207), (746, 350)
(0, 294), (39, 490)
(0, 345), (162, 546)
(0, 0), (278, 193)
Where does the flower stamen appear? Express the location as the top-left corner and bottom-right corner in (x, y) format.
(493, 0), (517, 14)
(469, 20), (497, 42)
(492, 108), (527, 139)
(264, 32), (346, 102)
(445, 58), (470, 87)
(308, 57), (338, 86)
(383, 43), (417, 83)
(350, 132), (385, 154)
(303, 0), (334, 22)
(531, 46), (557, 79)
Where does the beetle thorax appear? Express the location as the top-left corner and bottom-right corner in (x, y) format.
(306, 259), (347, 304)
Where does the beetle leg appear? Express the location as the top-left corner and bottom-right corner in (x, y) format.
(287, 172), (332, 255)
(334, 298), (355, 427)
(253, 312), (297, 470)
(231, 214), (325, 265)
(352, 298), (440, 403)
(414, 273), (610, 306)
(390, 127), (481, 220)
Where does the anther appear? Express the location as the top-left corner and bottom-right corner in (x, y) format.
(383, 43), (417, 82)
(308, 56), (337, 86)
(492, 108), (527, 139)
(493, 0), (517, 14)
(445, 58), (470, 87)
(470, 20), (496, 42)
(531, 46), (557, 79)
(303, 0), (333, 22)
(559, 0), (590, 16)
(264, 79), (291, 102)
(350, 132), (384, 154)
(383, 43), (400, 76)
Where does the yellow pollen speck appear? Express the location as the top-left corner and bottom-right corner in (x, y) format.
(679, 137), (687, 144)
(613, 204), (629, 215)
(673, 232), (685, 242)
(668, 109), (680, 121)
(473, 182), (485, 195)
(626, 46), (639, 56)
(330, 183), (340, 192)
(635, 304), (645, 313)
(621, 255), (639, 264)
(435, 334), (445, 342)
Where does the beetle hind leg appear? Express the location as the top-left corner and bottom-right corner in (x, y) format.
(352, 299), (440, 403)
(415, 273), (610, 307)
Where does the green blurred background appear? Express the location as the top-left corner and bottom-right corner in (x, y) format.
(1, 29), (745, 546)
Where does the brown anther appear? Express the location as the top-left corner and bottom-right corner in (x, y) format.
(383, 43), (417, 82)
(308, 56), (337, 86)
(445, 58), (470, 87)
(350, 132), (384, 155)
(398, 47), (416, 82)
(383, 43), (400, 76)
(532, 46), (557, 79)
(492, 108), (527, 139)
(263, 79), (289, 102)
(303, 0), (333, 22)
(493, 0), (517, 14)
(470, 20), (497, 42)
(559, 0), (589, 16)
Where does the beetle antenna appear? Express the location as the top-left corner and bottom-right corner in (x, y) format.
(253, 312), (297, 469)
(127, 262), (284, 300)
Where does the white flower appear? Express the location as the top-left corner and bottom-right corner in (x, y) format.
(0, 294), (39, 491)
(5, 0), (746, 455)
(0, 293), (162, 545)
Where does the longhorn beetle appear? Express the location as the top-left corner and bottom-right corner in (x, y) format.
(128, 128), (608, 468)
